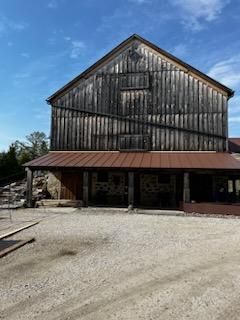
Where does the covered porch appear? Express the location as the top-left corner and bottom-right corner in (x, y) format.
(23, 151), (240, 213)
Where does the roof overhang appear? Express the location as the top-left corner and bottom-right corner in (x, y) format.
(23, 151), (240, 171)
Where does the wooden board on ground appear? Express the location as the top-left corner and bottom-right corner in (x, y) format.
(0, 221), (39, 240)
(0, 238), (35, 258)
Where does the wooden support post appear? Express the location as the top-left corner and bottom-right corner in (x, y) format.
(212, 175), (216, 201)
(183, 172), (190, 203)
(26, 167), (33, 208)
(128, 172), (134, 209)
(233, 178), (237, 202)
(170, 175), (177, 208)
(83, 171), (89, 207)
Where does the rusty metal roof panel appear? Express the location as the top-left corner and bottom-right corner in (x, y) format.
(140, 153), (152, 168)
(229, 138), (240, 145)
(23, 151), (240, 170)
(110, 153), (128, 168)
(122, 153), (137, 168)
(130, 153), (143, 168)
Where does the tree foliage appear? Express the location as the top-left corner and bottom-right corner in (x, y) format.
(14, 131), (49, 164)
(0, 131), (49, 180)
(0, 145), (20, 179)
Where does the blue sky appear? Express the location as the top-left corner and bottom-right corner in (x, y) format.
(0, 0), (240, 151)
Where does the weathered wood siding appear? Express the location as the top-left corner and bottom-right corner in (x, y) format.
(50, 40), (228, 151)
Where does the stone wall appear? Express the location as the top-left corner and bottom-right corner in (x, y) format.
(91, 172), (126, 205)
(140, 174), (176, 207)
(47, 171), (61, 199)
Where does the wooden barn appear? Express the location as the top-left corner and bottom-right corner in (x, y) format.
(24, 34), (240, 213)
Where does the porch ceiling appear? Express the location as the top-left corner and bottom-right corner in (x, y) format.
(23, 151), (240, 170)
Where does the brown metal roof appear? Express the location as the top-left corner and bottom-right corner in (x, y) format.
(229, 138), (240, 144)
(229, 138), (240, 153)
(23, 151), (240, 170)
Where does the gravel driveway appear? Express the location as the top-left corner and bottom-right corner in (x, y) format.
(1, 209), (240, 320)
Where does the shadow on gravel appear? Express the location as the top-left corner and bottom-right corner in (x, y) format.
(57, 249), (78, 256)
(1, 236), (110, 278)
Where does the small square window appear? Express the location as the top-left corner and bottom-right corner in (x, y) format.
(120, 73), (149, 90)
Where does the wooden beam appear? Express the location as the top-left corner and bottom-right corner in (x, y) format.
(0, 221), (40, 240)
(52, 104), (226, 140)
(0, 238), (35, 258)
(183, 172), (190, 203)
(128, 172), (134, 208)
(83, 171), (89, 207)
(26, 167), (33, 208)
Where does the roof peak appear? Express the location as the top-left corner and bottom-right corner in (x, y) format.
(47, 34), (234, 102)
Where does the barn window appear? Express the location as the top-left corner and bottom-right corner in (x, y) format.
(129, 50), (142, 63)
(120, 73), (150, 90)
(119, 135), (149, 151)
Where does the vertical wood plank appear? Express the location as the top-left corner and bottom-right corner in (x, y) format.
(83, 171), (89, 206)
(128, 172), (134, 207)
(26, 168), (33, 208)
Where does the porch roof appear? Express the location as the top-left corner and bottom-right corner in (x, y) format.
(23, 151), (240, 170)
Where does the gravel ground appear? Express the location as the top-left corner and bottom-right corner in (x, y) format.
(1, 208), (240, 320)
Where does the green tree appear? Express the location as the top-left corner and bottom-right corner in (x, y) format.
(15, 131), (49, 164)
(0, 144), (21, 179)
(0, 132), (49, 181)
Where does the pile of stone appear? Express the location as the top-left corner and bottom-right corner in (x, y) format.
(0, 180), (27, 208)
(0, 174), (49, 208)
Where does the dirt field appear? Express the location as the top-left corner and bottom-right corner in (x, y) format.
(1, 208), (240, 320)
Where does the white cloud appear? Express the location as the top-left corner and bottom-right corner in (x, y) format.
(21, 52), (30, 58)
(0, 15), (27, 35)
(11, 22), (26, 30)
(12, 51), (67, 90)
(48, 37), (57, 45)
(70, 41), (86, 59)
(229, 116), (240, 123)
(64, 36), (71, 41)
(172, 0), (230, 31)
(208, 55), (240, 88)
(7, 41), (13, 46)
(14, 73), (30, 79)
(47, 0), (58, 9)
(208, 56), (240, 128)
(171, 44), (187, 57)
(129, 0), (151, 3)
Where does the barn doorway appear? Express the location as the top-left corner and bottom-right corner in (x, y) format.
(190, 173), (213, 202)
(134, 172), (179, 209)
(89, 171), (128, 207)
(61, 172), (83, 200)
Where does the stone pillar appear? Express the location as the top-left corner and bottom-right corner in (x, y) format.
(83, 171), (89, 207)
(128, 172), (134, 208)
(26, 167), (33, 208)
(183, 172), (190, 203)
